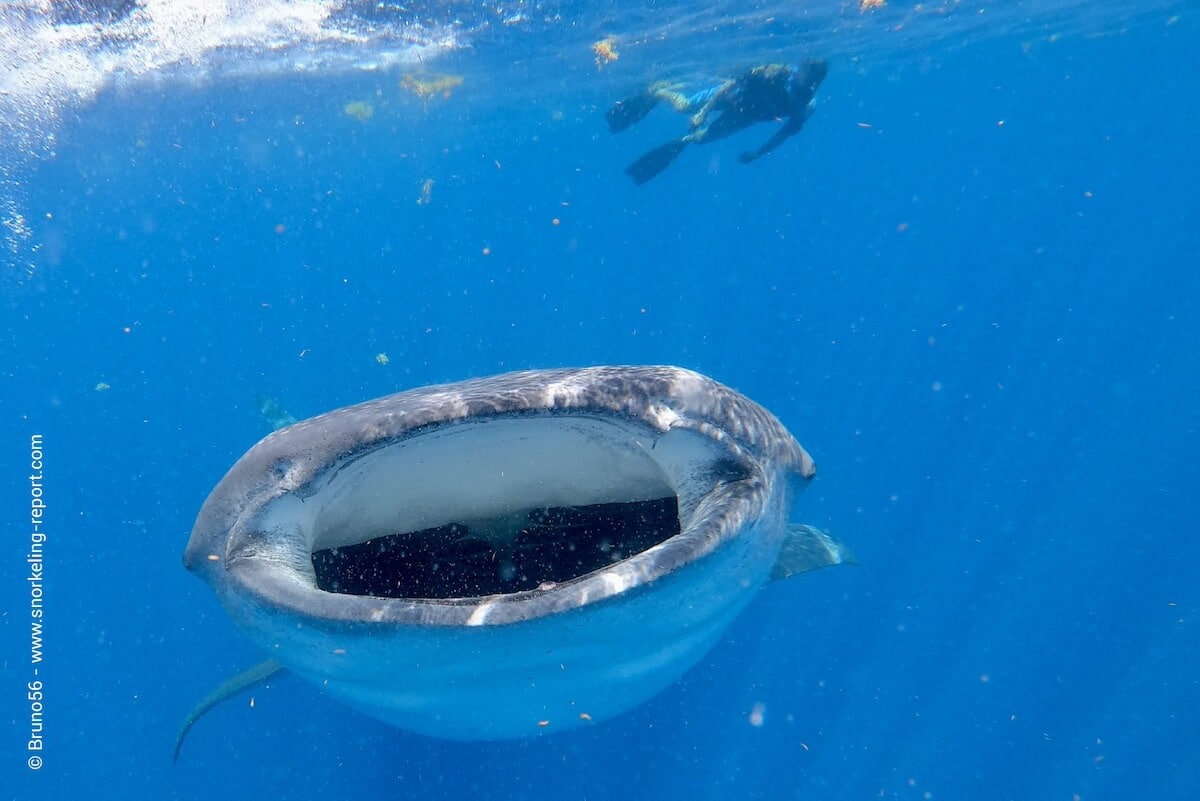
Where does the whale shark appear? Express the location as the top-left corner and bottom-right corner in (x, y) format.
(177, 366), (851, 757)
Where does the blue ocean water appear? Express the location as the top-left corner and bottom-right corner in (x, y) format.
(2, 1), (1197, 799)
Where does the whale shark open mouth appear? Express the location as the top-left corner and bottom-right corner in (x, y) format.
(297, 413), (750, 602)
(178, 366), (850, 755)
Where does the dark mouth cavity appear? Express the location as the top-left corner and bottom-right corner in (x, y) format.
(311, 496), (680, 599)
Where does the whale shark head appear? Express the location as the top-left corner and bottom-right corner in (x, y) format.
(182, 366), (843, 744)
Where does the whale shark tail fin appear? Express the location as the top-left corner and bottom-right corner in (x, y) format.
(625, 138), (689, 185)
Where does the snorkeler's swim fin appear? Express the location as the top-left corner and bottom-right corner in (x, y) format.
(625, 139), (689, 185)
(605, 91), (661, 133)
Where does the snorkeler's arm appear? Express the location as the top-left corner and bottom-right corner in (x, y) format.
(689, 79), (735, 128)
(738, 115), (804, 163)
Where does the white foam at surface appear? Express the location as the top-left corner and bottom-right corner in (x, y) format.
(0, 0), (457, 272)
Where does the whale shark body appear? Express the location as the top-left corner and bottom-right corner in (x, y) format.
(179, 366), (850, 753)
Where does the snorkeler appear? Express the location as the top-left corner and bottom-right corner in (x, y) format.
(606, 59), (828, 185)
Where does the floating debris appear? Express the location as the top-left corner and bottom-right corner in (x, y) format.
(401, 73), (464, 108)
(592, 36), (619, 68)
(344, 100), (374, 122)
(257, 396), (297, 430)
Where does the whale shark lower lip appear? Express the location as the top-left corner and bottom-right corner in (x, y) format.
(180, 366), (849, 751)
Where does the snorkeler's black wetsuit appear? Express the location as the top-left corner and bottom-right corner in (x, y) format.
(607, 59), (828, 185)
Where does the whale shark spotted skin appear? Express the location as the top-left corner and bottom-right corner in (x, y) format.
(180, 366), (850, 752)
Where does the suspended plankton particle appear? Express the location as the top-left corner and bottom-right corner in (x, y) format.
(417, 178), (435, 206)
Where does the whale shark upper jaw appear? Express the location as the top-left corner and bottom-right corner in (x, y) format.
(199, 412), (778, 624)
(183, 366), (829, 741)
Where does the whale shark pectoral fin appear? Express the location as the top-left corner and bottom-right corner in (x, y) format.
(770, 524), (856, 581)
(173, 658), (285, 763)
